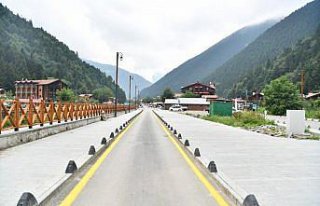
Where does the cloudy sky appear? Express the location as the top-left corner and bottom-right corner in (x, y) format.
(1, 0), (312, 82)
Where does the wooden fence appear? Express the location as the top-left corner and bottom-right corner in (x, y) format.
(0, 99), (135, 134)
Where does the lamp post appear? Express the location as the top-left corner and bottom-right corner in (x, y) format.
(114, 52), (123, 117)
(134, 85), (137, 109)
(138, 89), (140, 107)
(128, 75), (133, 112)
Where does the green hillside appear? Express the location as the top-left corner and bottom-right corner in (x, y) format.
(203, 0), (320, 97)
(0, 3), (126, 102)
(232, 27), (320, 96)
(141, 20), (277, 97)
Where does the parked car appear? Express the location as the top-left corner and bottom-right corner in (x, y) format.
(169, 105), (183, 112)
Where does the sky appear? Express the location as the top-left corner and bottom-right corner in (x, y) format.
(1, 0), (312, 82)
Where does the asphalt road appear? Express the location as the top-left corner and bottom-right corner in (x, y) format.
(71, 109), (220, 206)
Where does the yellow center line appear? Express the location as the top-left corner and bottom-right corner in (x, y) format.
(154, 112), (229, 206)
(60, 113), (141, 206)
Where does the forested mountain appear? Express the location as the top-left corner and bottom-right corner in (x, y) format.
(232, 27), (320, 96)
(141, 20), (277, 97)
(85, 60), (152, 98)
(0, 3), (126, 102)
(203, 0), (320, 97)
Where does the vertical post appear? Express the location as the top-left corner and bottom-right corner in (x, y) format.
(129, 75), (133, 113)
(28, 98), (33, 128)
(134, 85), (137, 109)
(14, 99), (19, 131)
(137, 89), (140, 106)
(115, 52), (119, 117)
(301, 70), (304, 96)
(0, 99), (2, 134)
(40, 99), (44, 126)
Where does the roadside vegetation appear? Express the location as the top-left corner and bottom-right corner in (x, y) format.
(203, 111), (274, 129)
(303, 100), (320, 120)
(263, 76), (302, 115)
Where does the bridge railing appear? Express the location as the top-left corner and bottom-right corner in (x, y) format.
(0, 99), (136, 134)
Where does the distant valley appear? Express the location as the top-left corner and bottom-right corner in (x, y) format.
(85, 60), (152, 98)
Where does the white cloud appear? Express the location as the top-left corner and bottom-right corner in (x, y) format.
(1, 0), (312, 82)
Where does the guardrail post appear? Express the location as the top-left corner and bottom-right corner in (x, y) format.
(0, 99), (2, 134)
(40, 99), (45, 126)
(28, 98), (33, 128)
(49, 99), (54, 125)
(57, 100), (62, 123)
(14, 99), (19, 131)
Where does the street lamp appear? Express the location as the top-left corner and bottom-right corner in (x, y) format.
(134, 85), (137, 109)
(114, 52), (123, 117)
(128, 75), (133, 112)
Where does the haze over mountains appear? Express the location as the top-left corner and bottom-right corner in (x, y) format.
(142, 0), (320, 98)
(141, 19), (278, 97)
(85, 60), (152, 98)
(203, 0), (320, 96)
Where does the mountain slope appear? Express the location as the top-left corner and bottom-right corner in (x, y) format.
(203, 0), (320, 96)
(232, 26), (320, 96)
(0, 3), (126, 102)
(85, 60), (152, 98)
(141, 20), (278, 97)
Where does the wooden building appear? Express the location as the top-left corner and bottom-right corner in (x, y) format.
(15, 79), (66, 101)
(248, 92), (264, 101)
(181, 82), (216, 96)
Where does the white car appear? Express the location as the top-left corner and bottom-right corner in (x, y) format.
(169, 105), (183, 112)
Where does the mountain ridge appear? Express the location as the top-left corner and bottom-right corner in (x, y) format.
(141, 19), (278, 97)
(85, 60), (152, 98)
(203, 0), (320, 96)
(0, 3), (126, 102)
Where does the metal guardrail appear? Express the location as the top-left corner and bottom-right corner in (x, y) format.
(0, 99), (135, 134)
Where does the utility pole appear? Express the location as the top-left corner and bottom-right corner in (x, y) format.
(138, 89), (140, 107)
(134, 85), (137, 109)
(128, 75), (133, 112)
(301, 70), (304, 96)
(114, 52), (123, 117)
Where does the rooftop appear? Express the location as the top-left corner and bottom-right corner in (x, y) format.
(15, 79), (60, 85)
(165, 98), (209, 105)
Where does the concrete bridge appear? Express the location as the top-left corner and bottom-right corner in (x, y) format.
(0, 108), (319, 206)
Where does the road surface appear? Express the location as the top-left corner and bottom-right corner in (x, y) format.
(67, 109), (222, 206)
(155, 109), (320, 206)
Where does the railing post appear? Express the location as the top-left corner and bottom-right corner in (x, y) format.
(0, 99), (2, 134)
(57, 100), (62, 123)
(40, 99), (45, 126)
(70, 102), (74, 121)
(49, 100), (54, 125)
(28, 98), (33, 129)
(14, 99), (20, 131)
(63, 102), (68, 122)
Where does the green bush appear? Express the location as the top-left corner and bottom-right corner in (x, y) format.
(263, 76), (302, 115)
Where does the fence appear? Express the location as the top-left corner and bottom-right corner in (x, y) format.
(0, 99), (135, 134)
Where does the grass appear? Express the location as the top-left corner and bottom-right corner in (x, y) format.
(305, 109), (320, 120)
(203, 111), (274, 129)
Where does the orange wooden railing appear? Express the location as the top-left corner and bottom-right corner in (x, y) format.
(0, 99), (136, 134)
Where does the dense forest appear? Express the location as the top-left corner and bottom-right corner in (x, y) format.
(203, 0), (320, 97)
(231, 27), (320, 96)
(141, 20), (277, 97)
(0, 3), (126, 102)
